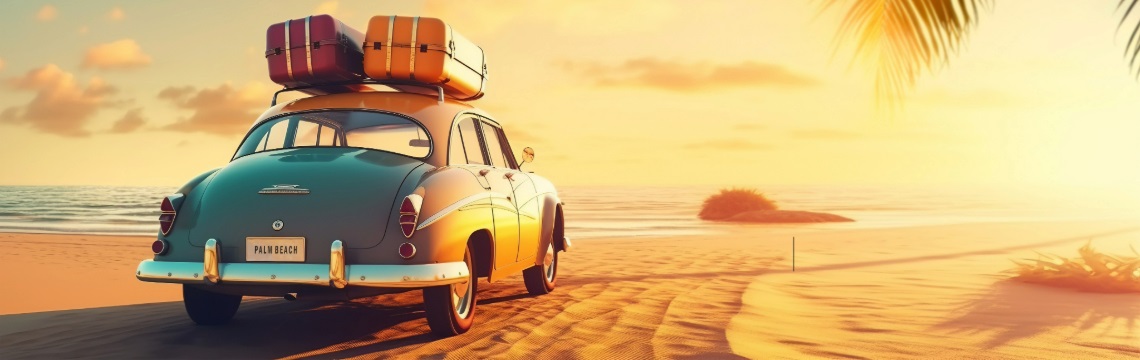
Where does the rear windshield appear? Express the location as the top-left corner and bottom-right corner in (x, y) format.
(233, 111), (431, 160)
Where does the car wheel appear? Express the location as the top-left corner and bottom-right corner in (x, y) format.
(183, 284), (241, 326)
(523, 242), (557, 295)
(424, 245), (477, 337)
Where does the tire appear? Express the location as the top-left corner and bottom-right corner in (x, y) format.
(424, 246), (477, 337)
(523, 242), (558, 295)
(183, 284), (242, 326)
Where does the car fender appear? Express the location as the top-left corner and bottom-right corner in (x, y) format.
(533, 193), (566, 266)
(177, 168), (220, 195)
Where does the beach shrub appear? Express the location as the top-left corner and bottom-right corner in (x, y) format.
(1010, 242), (1140, 293)
(699, 188), (777, 220)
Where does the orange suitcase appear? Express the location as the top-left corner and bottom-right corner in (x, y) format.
(363, 16), (488, 100)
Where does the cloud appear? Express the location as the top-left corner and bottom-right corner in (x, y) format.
(107, 7), (125, 21)
(684, 139), (772, 151)
(36, 5), (57, 21)
(424, 0), (676, 36)
(158, 83), (270, 136)
(791, 129), (862, 140)
(314, 1), (338, 15)
(82, 39), (152, 70)
(563, 58), (820, 91)
(109, 108), (144, 133)
(1, 64), (119, 137)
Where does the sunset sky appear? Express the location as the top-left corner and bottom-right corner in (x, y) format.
(2, 1), (1140, 189)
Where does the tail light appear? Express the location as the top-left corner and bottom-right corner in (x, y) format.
(151, 239), (168, 255)
(398, 242), (417, 259)
(399, 194), (423, 238)
(158, 194), (184, 236)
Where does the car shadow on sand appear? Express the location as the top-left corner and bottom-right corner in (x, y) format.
(0, 289), (533, 359)
(929, 279), (1140, 354)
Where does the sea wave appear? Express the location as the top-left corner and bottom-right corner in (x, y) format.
(2, 185), (1139, 238)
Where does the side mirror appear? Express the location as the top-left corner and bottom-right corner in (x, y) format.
(519, 147), (535, 168)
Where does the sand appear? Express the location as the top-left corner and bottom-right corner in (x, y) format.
(1, 221), (1139, 359)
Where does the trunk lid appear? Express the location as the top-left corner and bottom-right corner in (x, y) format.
(189, 148), (425, 263)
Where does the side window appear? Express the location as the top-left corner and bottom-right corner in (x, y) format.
(479, 121), (514, 169)
(451, 118), (486, 165)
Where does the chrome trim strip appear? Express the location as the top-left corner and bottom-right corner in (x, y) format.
(329, 240), (347, 288)
(304, 16), (313, 77)
(136, 260), (469, 288)
(416, 192), (489, 230)
(409, 16), (419, 80)
(204, 238), (220, 283)
(284, 20), (294, 80)
(348, 261), (470, 288)
(136, 259), (202, 283)
(385, 15), (394, 77)
(259, 184), (310, 195)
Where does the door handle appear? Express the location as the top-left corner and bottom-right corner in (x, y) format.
(479, 169), (490, 177)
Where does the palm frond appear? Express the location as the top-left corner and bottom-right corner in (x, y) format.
(821, 0), (991, 108)
(1118, 0), (1140, 76)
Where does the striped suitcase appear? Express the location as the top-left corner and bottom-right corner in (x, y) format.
(266, 15), (368, 95)
(363, 16), (488, 100)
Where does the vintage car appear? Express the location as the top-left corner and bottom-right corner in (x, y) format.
(135, 87), (569, 336)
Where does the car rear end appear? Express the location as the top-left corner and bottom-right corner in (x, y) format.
(136, 109), (470, 299)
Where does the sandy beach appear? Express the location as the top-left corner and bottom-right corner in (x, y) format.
(2, 221), (1139, 359)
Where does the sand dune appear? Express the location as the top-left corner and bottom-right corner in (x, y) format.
(1, 221), (1139, 358)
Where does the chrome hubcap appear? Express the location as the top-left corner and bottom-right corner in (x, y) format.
(452, 252), (474, 319)
(543, 243), (556, 282)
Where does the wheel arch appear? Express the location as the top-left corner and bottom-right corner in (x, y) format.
(467, 228), (494, 280)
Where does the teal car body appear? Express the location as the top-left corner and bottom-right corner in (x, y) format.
(136, 91), (569, 335)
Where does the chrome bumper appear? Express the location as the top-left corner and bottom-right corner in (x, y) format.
(136, 239), (469, 288)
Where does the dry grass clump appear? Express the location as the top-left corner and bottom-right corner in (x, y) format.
(699, 188), (777, 220)
(1010, 242), (1140, 293)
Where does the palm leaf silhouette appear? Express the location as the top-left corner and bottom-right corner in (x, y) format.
(824, 1), (1140, 108)
(1119, 0), (1140, 76)
(821, 0), (991, 108)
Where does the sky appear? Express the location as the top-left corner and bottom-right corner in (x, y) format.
(2, 1), (1140, 190)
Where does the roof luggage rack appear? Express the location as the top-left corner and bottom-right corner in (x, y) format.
(270, 80), (447, 106)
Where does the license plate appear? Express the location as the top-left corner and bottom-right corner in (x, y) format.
(246, 237), (306, 262)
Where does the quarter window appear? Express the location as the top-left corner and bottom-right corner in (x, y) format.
(451, 118), (487, 165)
(480, 122), (515, 169)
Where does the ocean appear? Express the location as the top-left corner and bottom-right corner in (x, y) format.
(1, 185), (1138, 238)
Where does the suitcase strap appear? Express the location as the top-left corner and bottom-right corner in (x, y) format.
(265, 39), (347, 57)
(409, 16), (419, 80)
(284, 20), (295, 80)
(364, 42), (448, 52)
(303, 16), (314, 77)
(386, 15), (395, 77)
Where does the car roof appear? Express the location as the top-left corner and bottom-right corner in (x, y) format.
(253, 91), (497, 167)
